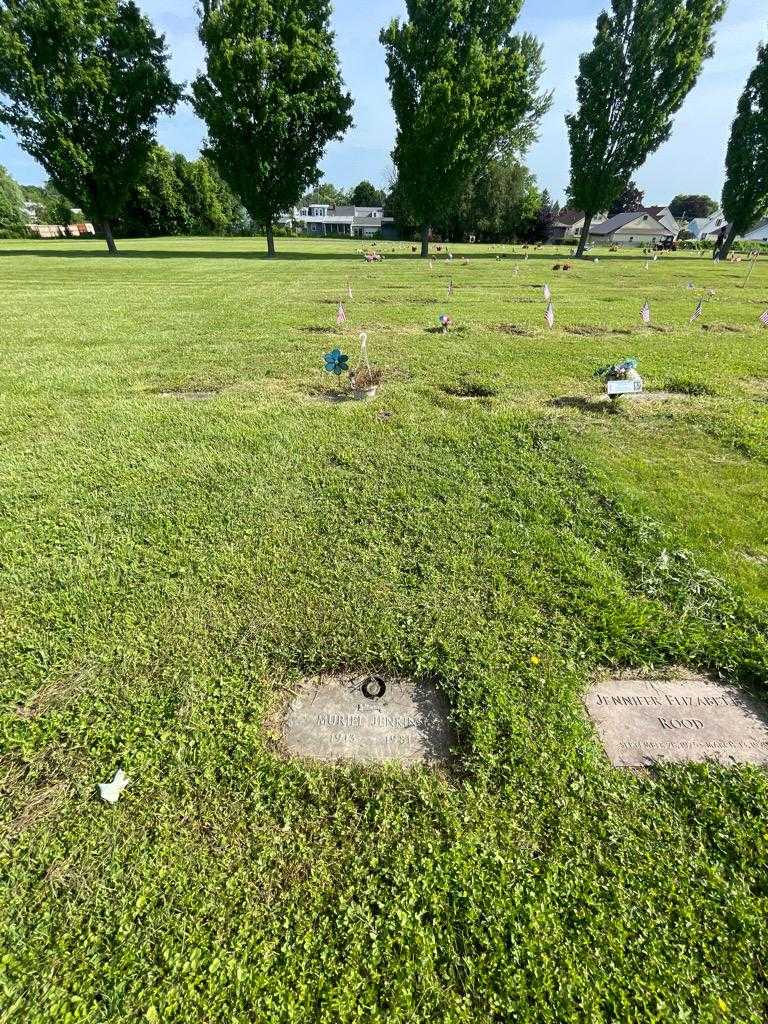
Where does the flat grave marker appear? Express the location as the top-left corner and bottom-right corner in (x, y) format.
(584, 672), (768, 767)
(278, 673), (453, 767)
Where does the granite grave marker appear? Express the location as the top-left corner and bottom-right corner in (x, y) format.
(584, 673), (768, 767)
(278, 673), (453, 766)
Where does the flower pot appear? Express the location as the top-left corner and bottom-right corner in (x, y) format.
(352, 385), (378, 400)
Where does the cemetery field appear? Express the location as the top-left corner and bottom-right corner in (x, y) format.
(2, 235), (768, 1023)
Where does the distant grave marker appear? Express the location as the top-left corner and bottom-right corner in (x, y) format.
(156, 390), (218, 401)
(584, 673), (768, 767)
(278, 673), (453, 766)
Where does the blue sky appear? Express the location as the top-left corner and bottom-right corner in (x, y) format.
(2, 0), (765, 205)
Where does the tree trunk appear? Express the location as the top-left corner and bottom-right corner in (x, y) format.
(716, 224), (738, 261)
(420, 224), (430, 258)
(103, 221), (118, 256)
(266, 221), (276, 257)
(575, 212), (593, 258)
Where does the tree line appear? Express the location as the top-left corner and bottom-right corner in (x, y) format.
(0, 0), (764, 258)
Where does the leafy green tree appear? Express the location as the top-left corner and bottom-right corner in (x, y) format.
(120, 145), (244, 237)
(528, 190), (559, 244)
(192, 0), (353, 256)
(566, 0), (725, 257)
(349, 181), (384, 207)
(39, 183), (77, 225)
(608, 179), (645, 216)
(0, 0), (182, 254)
(669, 194), (718, 221)
(720, 41), (768, 258)
(302, 182), (350, 207)
(446, 157), (541, 241)
(174, 154), (239, 235)
(121, 146), (191, 236)
(381, 1), (551, 256)
(0, 164), (25, 234)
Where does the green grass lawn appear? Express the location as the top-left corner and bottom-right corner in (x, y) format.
(1, 236), (767, 1023)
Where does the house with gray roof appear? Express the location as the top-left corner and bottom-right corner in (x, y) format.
(587, 210), (674, 246)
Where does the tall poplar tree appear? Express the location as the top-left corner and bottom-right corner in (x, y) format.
(0, 0), (181, 254)
(381, 1), (551, 257)
(192, 0), (353, 257)
(566, 0), (725, 257)
(719, 41), (768, 259)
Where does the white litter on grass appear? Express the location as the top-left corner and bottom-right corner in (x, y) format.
(98, 768), (130, 804)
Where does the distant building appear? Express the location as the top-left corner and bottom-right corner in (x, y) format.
(587, 211), (674, 247)
(548, 209), (607, 242)
(687, 211), (729, 240)
(642, 205), (681, 237)
(279, 204), (397, 239)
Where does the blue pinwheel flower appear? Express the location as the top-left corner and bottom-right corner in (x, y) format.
(323, 348), (349, 376)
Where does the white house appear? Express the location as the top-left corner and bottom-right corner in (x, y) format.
(587, 210), (674, 247)
(643, 206), (681, 237)
(279, 204), (396, 239)
(687, 211), (729, 240)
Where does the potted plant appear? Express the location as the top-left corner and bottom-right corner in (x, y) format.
(351, 364), (383, 400)
(350, 332), (382, 400)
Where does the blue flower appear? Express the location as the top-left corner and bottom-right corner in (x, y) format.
(323, 348), (349, 375)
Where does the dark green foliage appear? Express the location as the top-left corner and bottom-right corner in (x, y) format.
(302, 181), (350, 207)
(381, 0), (551, 255)
(0, 0), (182, 254)
(120, 146), (243, 237)
(528, 189), (559, 243)
(0, 164), (25, 233)
(721, 42), (768, 258)
(670, 194), (718, 220)
(608, 179), (645, 216)
(566, 0), (725, 257)
(349, 180), (385, 207)
(444, 156), (542, 241)
(192, 0), (353, 255)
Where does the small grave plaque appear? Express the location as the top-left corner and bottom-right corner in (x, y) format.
(584, 673), (768, 767)
(278, 673), (453, 766)
(607, 378), (643, 396)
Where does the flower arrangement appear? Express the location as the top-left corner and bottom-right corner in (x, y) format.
(594, 358), (639, 382)
(439, 313), (453, 334)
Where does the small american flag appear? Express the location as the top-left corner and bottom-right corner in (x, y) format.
(690, 298), (703, 323)
(760, 310), (768, 327)
(337, 303), (346, 325)
(545, 301), (555, 329)
(543, 283), (551, 301)
(447, 279), (453, 297)
(641, 300), (651, 325)
(347, 281), (353, 300)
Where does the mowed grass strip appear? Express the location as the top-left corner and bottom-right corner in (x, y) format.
(0, 238), (767, 1023)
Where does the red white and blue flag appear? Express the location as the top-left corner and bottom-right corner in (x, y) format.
(760, 310), (768, 327)
(690, 299), (703, 323)
(543, 283), (551, 302)
(545, 301), (555, 329)
(447, 279), (453, 297)
(641, 300), (651, 325)
(337, 303), (347, 325)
